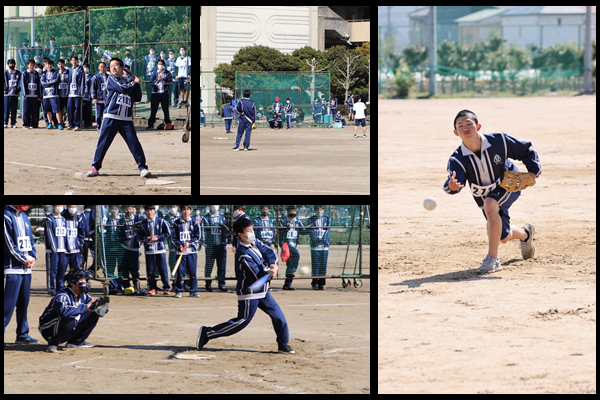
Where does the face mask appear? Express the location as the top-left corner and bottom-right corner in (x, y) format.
(288, 213), (296, 219)
(55, 206), (64, 213)
(316, 212), (323, 217)
(68, 208), (77, 215)
(150, 51), (155, 55)
(244, 232), (256, 242)
(180, 50), (185, 55)
(9, 65), (15, 70)
(287, 101), (290, 104)
(210, 206), (219, 213)
(158, 65), (164, 71)
(77, 282), (90, 294)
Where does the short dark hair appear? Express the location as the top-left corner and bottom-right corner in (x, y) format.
(110, 57), (124, 68)
(243, 89), (251, 98)
(453, 109), (478, 130)
(233, 217), (253, 234)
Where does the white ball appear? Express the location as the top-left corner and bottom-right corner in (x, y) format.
(297, 266), (311, 276)
(423, 197), (437, 211)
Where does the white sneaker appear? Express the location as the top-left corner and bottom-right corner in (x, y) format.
(520, 223), (535, 259)
(477, 254), (502, 273)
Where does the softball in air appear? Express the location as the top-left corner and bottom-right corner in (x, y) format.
(423, 197), (437, 211)
(298, 266), (311, 276)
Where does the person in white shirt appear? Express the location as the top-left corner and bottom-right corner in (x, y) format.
(175, 48), (191, 108)
(352, 95), (368, 138)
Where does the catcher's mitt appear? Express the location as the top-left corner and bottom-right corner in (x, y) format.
(92, 295), (110, 317)
(500, 171), (536, 192)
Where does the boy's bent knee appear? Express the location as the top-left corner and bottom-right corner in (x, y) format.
(484, 197), (500, 217)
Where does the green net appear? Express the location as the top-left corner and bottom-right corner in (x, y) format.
(90, 6), (191, 118)
(235, 72), (332, 127)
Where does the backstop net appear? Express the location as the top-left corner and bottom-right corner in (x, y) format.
(235, 72), (332, 128)
(89, 6), (191, 119)
(93, 205), (370, 291)
(3, 11), (86, 114)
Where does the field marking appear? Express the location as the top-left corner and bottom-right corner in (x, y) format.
(4, 161), (72, 171)
(135, 303), (369, 312)
(323, 347), (370, 354)
(69, 185), (191, 190)
(200, 186), (370, 194)
(5, 161), (189, 174)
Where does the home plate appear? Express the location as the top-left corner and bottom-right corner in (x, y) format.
(171, 352), (215, 360)
(145, 179), (175, 186)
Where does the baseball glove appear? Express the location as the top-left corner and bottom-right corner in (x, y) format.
(92, 295), (110, 317)
(500, 171), (536, 192)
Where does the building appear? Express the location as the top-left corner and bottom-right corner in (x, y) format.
(200, 6), (370, 73)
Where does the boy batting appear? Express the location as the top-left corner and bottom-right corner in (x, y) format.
(87, 57), (151, 178)
(444, 109), (541, 273)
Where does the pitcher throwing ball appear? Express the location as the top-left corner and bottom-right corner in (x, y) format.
(196, 217), (295, 354)
(443, 109), (541, 273)
(87, 57), (151, 178)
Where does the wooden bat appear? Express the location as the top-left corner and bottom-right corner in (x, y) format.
(171, 252), (185, 277)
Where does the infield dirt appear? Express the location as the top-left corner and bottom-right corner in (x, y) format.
(379, 95), (596, 394)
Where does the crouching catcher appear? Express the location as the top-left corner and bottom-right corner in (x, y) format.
(39, 268), (109, 352)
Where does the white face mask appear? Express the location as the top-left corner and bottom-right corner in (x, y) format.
(244, 232), (256, 242)
(68, 208), (77, 215)
(180, 50), (185, 55)
(55, 206), (64, 213)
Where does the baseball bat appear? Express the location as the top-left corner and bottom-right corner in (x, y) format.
(247, 272), (272, 292)
(171, 252), (185, 277)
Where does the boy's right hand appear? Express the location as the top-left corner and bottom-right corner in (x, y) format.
(448, 171), (465, 191)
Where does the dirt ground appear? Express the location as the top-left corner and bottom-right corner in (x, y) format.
(379, 95), (596, 394)
(4, 244), (370, 394)
(3, 118), (191, 194)
(200, 125), (370, 195)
